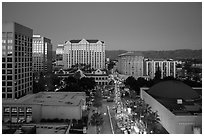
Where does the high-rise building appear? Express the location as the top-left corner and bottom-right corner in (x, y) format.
(117, 52), (144, 79)
(2, 22), (33, 99)
(144, 59), (177, 79)
(56, 44), (64, 67)
(32, 35), (52, 74)
(63, 39), (105, 69)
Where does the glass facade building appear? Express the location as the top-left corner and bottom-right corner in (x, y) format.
(2, 22), (33, 99)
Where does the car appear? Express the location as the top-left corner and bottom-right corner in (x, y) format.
(107, 98), (114, 102)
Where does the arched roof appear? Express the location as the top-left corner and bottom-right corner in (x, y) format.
(148, 80), (200, 100)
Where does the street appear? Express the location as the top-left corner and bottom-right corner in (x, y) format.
(100, 100), (114, 134)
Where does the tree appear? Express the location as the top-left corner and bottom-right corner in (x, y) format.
(107, 61), (115, 70)
(80, 77), (96, 91)
(64, 76), (77, 84)
(144, 111), (160, 133)
(90, 112), (104, 134)
(124, 76), (136, 89)
(93, 89), (102, 110)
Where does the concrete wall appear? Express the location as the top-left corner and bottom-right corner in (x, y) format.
(175, 115), (202, 134)
(141, 89), (202, 134)
(41, 105), (82, 120)
(31, 104), (42, 122)
(141, 89), (177, 133)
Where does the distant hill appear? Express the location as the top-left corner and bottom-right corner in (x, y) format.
(105, 49), (202, 60)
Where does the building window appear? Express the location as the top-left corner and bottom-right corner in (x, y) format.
(7, 51), (13, 56)
(8, 45), (13, 49)
(2, 45), (6, 49)
(7, 70), (12, 74)
(19, 107), (24, 112)
(7, 82), (12, 86)
(2, 94), (5, 98)
(2, 87), (6, 92)
(2, 70), (5, 74)
(11, 107), (17, 112)
(2, 57), (6, 62)
(4, 107), (10, 112)
(7, 75), (12, 80)
(26, 107), (32, 112)
(7, 64), (12, 68)
(7, 58), (12, 62)
(7, 94), (12, 98)
(2, 51), (6, 56)
(2, 63), (6, 68)
(7, 32), (13, 38)
(8, 39), (13, 44)
(7, 87), (12, 92)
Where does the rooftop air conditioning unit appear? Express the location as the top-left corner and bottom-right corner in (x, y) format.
(177, 99), (183, 104)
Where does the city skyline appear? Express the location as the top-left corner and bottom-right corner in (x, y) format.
(2, 2), (202, 51)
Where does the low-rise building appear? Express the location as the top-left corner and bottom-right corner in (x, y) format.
(2, 92), (86, 123)
(140, 81), (202, 134)
(56, 69), (109, 86)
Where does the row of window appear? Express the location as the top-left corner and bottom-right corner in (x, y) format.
(2, 69), (12, 74)
(2, 84), (32, 94)
(15, 33), (32, 41)
(2, 72), (32, 80)
(2, 93), (13, 98)
(33, 39), (43, 43)
(15, 46), (32, 52)
(4, 107), (32, 113)
(97, 82), (108, 85)
(2, 51), (32, 57)
(14, 80), (32, 86)
(15, 41), (32, 48)
(2, 76), (32, 84)
(91, 77), (108, 80)
(2, 75), (12, 80)
(4, 64), (31, 71)
(2, 45), (12, 50)
(2, 32), (13, 38)
(15, 63), (33, 68)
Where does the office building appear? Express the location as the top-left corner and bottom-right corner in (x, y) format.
(32, 35), (52, 74)
(55, 44), (64, 67)
(2, 22), (33, 99)
(2, 92), (86, 123)
(63, 39), (105, 70)
(144, 59), (177, 79)
(140, 81), (202, 134)
(117, 52), (144, 79)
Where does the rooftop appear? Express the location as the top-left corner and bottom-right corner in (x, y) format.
(69, 39), (104, 44)
(144, 82), (202, 116)
(148, 80), (200, 100)
(3, 92), (86, 106)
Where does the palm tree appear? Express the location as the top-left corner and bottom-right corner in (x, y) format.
(144, 111), (160, 133)
(90, 112), (104, 134)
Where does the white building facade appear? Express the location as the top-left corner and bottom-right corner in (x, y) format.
(117, 52), (144, 79)
(144, 59), (177, 79)
(63, 39), (105, 70)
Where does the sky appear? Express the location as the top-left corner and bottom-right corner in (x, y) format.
(2, 2), (202, 51)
